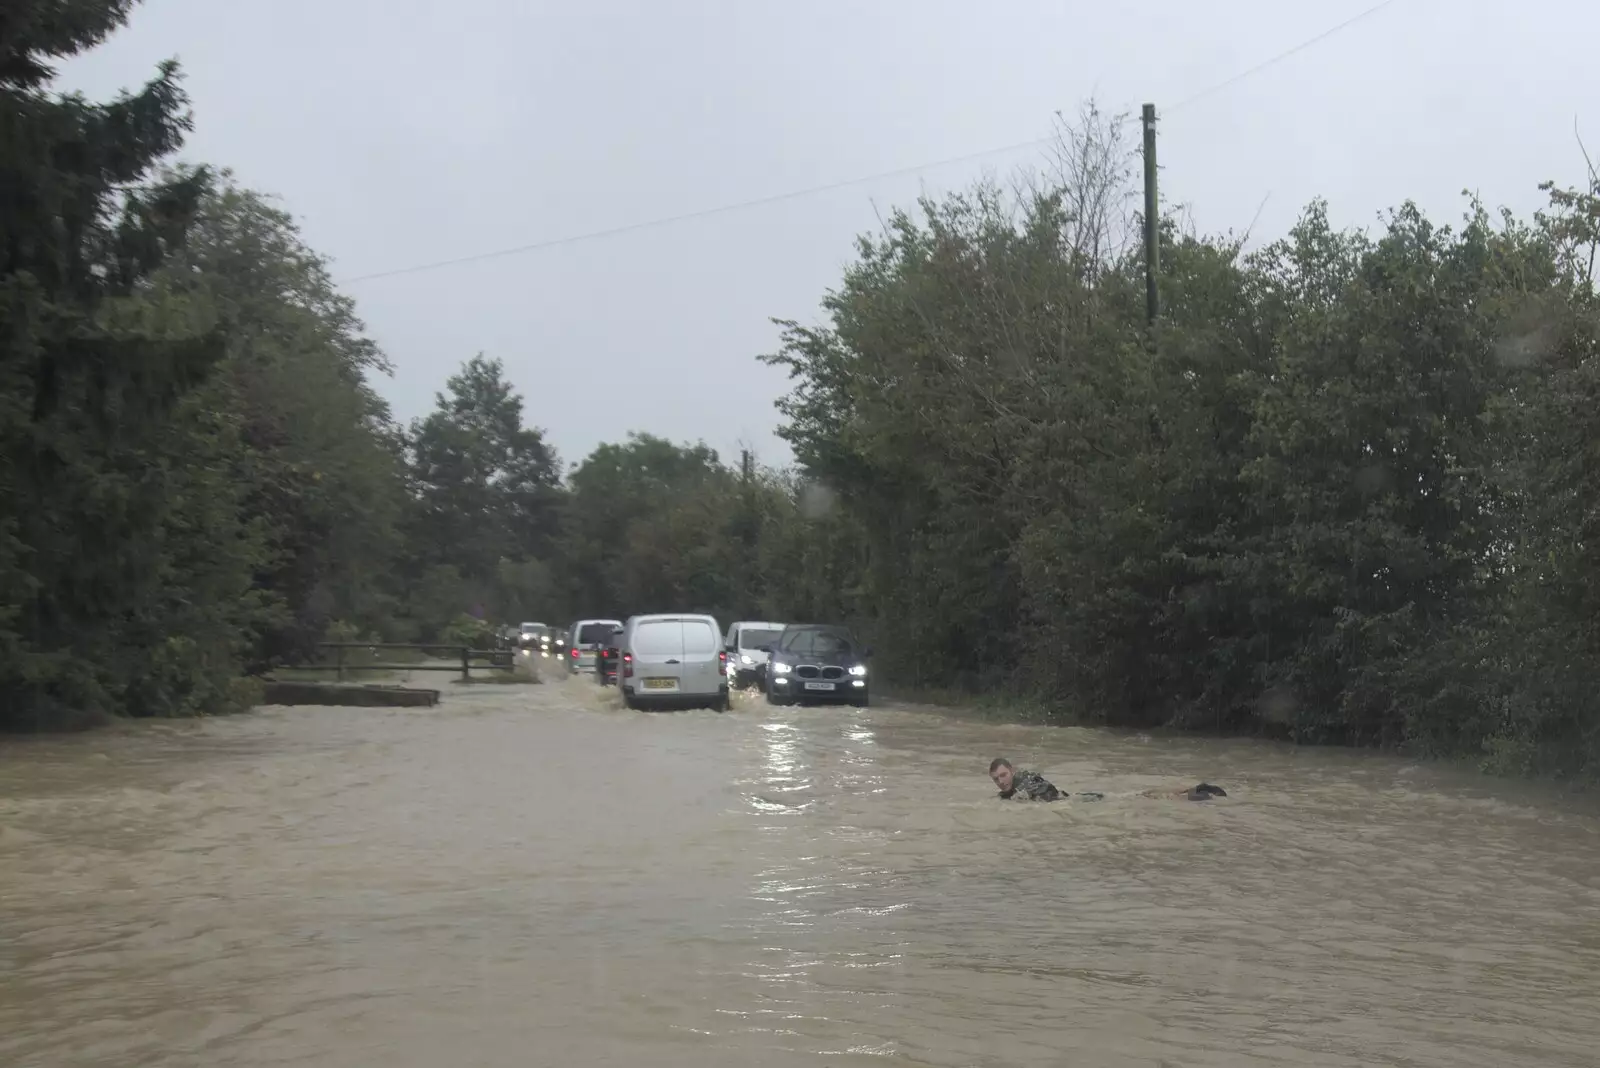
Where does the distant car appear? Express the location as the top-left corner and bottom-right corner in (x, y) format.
(723, 620), (786, 688)
(618, 613), (729, 711)
(518, 622), (556, 658)
(566, 618), (624, 676)
(764, 624), (871, 707)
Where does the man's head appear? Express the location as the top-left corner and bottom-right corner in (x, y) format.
(988, 757), (1014, 793)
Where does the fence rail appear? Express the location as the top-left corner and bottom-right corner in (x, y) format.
(298, 642), (516, 683)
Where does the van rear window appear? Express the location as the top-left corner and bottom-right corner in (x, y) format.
(682, 621), (718, 655)
(577, 622), (615, 644)
(632, 621), (682, 656)
(739, 628), (782, 649)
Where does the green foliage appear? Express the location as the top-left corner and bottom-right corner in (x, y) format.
(322, 620), (370, 645)
(560, 432), (738, 618)
(440, 613), (497, 651)
(139, 177), (408, 664)
(0, 7), (237, 728)
(0, 6), (405, 726)
(496, 557), (556, 625)
(396, 354), (563, 638)
(0, 1), (143, 91)
(406, 354), (562, 572)
(756, 114), (1600, 777)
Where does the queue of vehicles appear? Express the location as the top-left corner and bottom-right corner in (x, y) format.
(511, 621), (563, 658)
(534, 614), (873, 712)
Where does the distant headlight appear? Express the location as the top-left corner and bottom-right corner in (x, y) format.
(740, 654), (753, 665)
(772, 662), (791, 675)
(849, 664), (867, 677)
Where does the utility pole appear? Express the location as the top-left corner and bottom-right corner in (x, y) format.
(738, 447), (756, 617)
(1141, 103), (1159, 334)
(738, 448), (756, 547)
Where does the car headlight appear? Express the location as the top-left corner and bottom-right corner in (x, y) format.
(849, 664), (867, 677)
(772, 662), (791, 675)
(740, 654), (753, 665)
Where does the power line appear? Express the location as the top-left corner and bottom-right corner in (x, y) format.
(340, 136), (1051, 283)
(340, 0), (1404, 285)
(1163, 0), (1403, 115)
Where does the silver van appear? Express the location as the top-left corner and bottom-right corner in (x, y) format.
(566, 618), (623, 676)
(619, 613), (728, 711)
(723, 620), (786, 688)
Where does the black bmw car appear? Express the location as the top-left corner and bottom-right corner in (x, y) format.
(763, 624), (871, 707)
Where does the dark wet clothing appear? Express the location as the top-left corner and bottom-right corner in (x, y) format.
(997, 770), (1224, 803)
(999, 769), (1062, 801)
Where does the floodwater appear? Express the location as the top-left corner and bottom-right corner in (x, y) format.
(2, 676), (1598, 1068)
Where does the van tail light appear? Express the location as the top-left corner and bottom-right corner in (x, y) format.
(718, 650), (728, 676)
(570, 647), (579, 658)
(623, 652), (633, 678)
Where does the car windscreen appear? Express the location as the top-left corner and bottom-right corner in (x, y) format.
(781, 629), (856, 659)
(577, 622), (617, 644)
(738, 628), (783, 649)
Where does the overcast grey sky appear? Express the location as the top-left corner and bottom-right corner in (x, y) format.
(60, 0), (1598, 472)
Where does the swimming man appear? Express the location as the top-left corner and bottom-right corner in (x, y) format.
(988, 757), (1225, 802)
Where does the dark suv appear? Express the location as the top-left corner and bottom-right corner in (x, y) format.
(764, 624), (871, 707)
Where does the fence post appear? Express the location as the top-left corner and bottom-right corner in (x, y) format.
(460, 646), (470, 683)
(336, 644), (346, 683)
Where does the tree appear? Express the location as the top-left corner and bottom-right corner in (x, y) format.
(133, 176), (409, 661)
(402, 354), (563, 635)
(0, 3), (250, 727)
(561, 433), (736, 619)
(757, 99), (1600, 777)
(762, 106), (1149, 692)
(1228, 201), (1513, 745)
(1436, 173), (1600, 775)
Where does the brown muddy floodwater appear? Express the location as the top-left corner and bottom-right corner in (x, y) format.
(2, 676), (1599, 1068)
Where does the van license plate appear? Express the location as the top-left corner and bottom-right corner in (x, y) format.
(804, 682), (835, 691)
(643, 678), (678, 690)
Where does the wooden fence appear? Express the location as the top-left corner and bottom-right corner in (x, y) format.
(305, 642), (517, 683)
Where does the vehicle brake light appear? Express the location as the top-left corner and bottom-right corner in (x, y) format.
(570, 647), (579, 658)
(623, 652), (633, 678)
(718, 650), (728, 675)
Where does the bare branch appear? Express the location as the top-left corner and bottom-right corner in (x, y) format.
(1575, 116), (1599, 190)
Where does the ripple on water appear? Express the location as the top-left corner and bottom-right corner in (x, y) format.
(0, 677), (1597, 1067)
